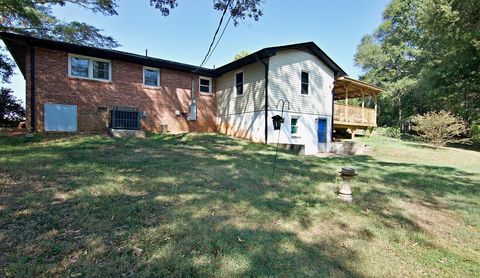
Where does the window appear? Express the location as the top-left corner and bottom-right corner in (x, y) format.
(291, 118), (299, 134)
(235, 72), (244, 96)
(199, 77), (212, 94)
(143, 67), (160, 87)
(93, 60), (110, 80)
(69, 54), (111, 81)
(301, 71), (309, 95)
(70, 57), (89, 78)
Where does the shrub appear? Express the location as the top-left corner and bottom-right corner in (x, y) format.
(472, 122), (480, 143)
(376, 126), (401, 139)
(410, 111), (469, 147)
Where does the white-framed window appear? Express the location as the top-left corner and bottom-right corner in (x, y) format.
(199, 76), (212, 94)
(291, 117), (299, 134)
(235, 71), (244, 96)
(301, 71), (309, 95)
(143, 67), (160, 87)
(68, 54), (111, 81)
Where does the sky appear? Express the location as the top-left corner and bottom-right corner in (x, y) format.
(3, 0), (390, 106)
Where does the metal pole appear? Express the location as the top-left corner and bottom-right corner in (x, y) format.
(272, 99), (290, 177)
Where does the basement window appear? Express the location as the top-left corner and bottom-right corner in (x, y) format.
(199, 77), (212, 94)
(235, 71), (244, 96)
(143, 67), (160, 87)
(69, 54), (111, 81)
(301, 71), (309, 95)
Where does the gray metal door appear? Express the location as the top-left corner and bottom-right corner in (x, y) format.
(44, 104), (77, 132)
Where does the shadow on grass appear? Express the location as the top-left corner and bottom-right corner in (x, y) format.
(1, 133), (479, 276)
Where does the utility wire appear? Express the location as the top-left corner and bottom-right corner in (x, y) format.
(204, 13), (233, 66)
(194, 0), (233, 71)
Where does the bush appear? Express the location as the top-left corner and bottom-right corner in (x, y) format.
(411, 111), (469, 147)
(376, 126), (401, 139)
(472, 122), (480, 143)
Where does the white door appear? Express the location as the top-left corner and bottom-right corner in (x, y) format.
(44, 104), (77, 132)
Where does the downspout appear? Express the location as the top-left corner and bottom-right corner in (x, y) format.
(30, 43), (36, 133)
(256, 55), (269, 144)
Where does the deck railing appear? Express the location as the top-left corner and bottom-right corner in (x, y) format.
(334, 104), (377, 127)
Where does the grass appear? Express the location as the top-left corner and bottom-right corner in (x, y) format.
(0, 132), (479, 277)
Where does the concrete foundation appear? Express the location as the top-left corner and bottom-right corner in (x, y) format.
(110, 129), (146, 138)
(331, 140), (372, 155)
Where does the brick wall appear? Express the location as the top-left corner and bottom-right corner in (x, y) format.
(25, 47), (217, 133)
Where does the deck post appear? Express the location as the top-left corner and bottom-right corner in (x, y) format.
(374, 94), (378, 125)
(344, 85), (349, 123)
(361, 89), (365, 124)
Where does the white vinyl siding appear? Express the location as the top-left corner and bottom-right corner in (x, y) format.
(216, 61), (266, 116)
(268, 49), (334, 115)
(68, 54), (111, 81)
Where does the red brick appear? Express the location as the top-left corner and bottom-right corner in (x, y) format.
(25, 47), (217, 133)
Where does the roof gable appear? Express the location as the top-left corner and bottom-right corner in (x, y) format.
(213, 42), (347, 77)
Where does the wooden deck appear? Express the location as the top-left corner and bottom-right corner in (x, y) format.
(334, 104), (377, 128)
(332, 77), (383, 136)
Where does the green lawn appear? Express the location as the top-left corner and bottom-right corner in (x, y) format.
(1, 132), (479, 277)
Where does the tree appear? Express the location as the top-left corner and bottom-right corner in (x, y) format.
(151, 0), (263, 26)
(416, 0), (480, 125)
(233, 50), (251, 60)
(355, 0), (423, 127)
(0, 0), (120, 48)
(354, 0), (480, 129)
(411, 110), (469, 147)
(0, 87), (25, 127)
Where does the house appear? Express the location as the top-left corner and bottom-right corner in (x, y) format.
(1, 32), (382, 154)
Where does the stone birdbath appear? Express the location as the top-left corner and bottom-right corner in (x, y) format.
(338, 167), (358, 202)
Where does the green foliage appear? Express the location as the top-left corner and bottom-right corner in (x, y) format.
(355, 0), (480, 129)
(0, 87), (25, 127)
(376, 126), (401, 139)
(471, 122), (480, 143)
(233, 50), (251, 61)
(411, 110), (469, 147)
(150, 0), (263, 26)
(0, 0), (120, 48)
(0, 47), (15, 83)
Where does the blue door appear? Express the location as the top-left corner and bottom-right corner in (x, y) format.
(44, 104), (77, 132)
(317, 119), (327, 143)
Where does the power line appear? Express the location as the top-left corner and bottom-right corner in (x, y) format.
(194, 0), (233, 71)
(204, 13), (233, 66)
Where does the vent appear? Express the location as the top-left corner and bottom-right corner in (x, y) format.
(110, 107), (142, 130)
